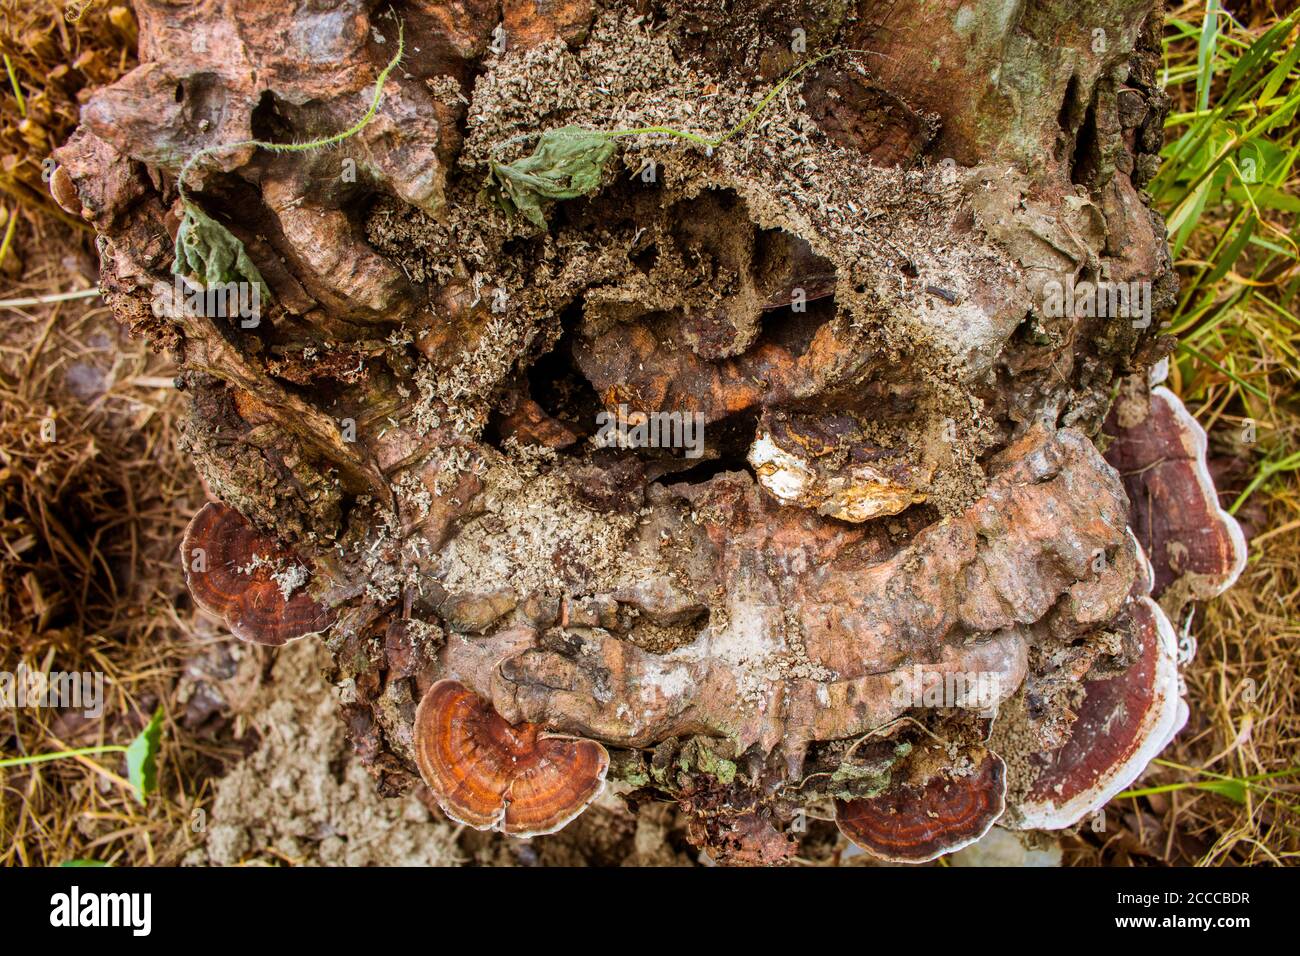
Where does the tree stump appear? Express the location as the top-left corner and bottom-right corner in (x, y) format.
(55, 0), (1244, 863)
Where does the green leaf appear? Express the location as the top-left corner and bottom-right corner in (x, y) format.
(1242, 139), (1289, 189)
(173, 200), (271, 301)
(1196, 778), (1248, 804)
(1168, 174), (1213, 255)
(1226, 183), (1300, 213)
(125, 706), (164, 806)
(60, 859), (110, 867)
(1260, 20), (1300, 103)
(1204, 213), (1255, 284)
(485, 126), (618, 228)
(1225, 16), (1288, 100)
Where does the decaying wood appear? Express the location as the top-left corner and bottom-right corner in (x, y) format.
(56, 0), (1230, 863)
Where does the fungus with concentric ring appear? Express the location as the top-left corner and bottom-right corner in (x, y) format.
(835, 747), (1007, 863)
(180, 502), (335, 646)
(1005, 596), (1182, 830)
(413, 679), (609, 836)
(1104, 385), (1247, 608)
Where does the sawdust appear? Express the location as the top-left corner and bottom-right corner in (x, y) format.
(435, 451), (649, 597)
(986, 689), (1047, 823)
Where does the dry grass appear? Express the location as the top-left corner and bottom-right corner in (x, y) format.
(0, 0), (1296, 867)
(1068, 0), (1300, 866)
(0, 1), (218, 867)
(1, 0), (134, 232)
(0, 294), (214, 865)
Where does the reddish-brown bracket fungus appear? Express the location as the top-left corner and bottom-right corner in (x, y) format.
(180, 503), (335, 646)
(413, 679), (610, 836)
(1105, 385), (1248, 611)
(836, 748), (1007, 863)
(1004, 596), (1182, 830)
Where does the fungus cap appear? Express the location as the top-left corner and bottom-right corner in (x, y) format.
(180, 502), (334, 645)
(1105, 386), (1247, 603)
(49, 166), (82, 217)
(835, 749), (1007, 863)
(1010, 596), (1180, 830)
(413, 679), (609, 837)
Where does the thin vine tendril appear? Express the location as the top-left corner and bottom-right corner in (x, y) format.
(176, 21), (405, 200)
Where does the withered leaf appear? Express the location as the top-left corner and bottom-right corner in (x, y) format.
(173, 199), (271, 300)
(486, 126), (618, 228)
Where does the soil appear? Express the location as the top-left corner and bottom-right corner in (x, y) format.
(185, 640), (462, 866)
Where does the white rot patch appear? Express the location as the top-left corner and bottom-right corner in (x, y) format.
(747, 433), (926, 522)
(746, 434), (813, 503)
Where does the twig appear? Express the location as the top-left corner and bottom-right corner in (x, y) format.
(0, 745), (126, 769)
(0, 288), (101, 309)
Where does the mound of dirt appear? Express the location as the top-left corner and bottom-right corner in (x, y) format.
(186, 640), (460, 867)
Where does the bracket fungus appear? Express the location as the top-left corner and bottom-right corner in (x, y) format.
(1000, 596), (1183, 830)
(64, 0), (1242, 863)
(836, 747), (1008, 863)
(413, 679), (610, 836)
(1104, 383), (1248, 612)
(181, 502), (335, 646)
